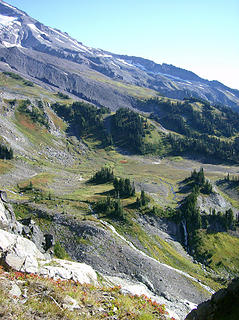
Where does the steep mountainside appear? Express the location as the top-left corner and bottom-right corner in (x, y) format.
(0, 0), (239, 110)
(0, 75), (238, 318)
(1, 1), (239, 319)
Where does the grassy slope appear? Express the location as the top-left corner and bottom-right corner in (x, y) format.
(1, 76), (239, 295)
(79, 69), (158, 99)
(196, 231), (239, 277)
(0, 267), (172, 320)
(0, 72), (75, 103)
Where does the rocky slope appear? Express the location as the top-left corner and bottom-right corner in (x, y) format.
(0, 0), (239, 110)
(0, 85), (238, 318)
(0, 190), (206, 319)
(0, 3), (239, 317)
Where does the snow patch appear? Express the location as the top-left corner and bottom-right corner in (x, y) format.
(0, 14), (16, 26)
(110, 61), (118, 68)
(27, 23), (41, 34)
(226, 90), (235, 97)
(117, 58), (133, 67)
(1, 2), (15, 10)
(133, 63), (147, 71)
(97, 54), (112, 58)
(49, 27), (69, 39)
(55, 37), (64, 44)
(68, 38), (92, 53)
(14, 21), (21, 26)
(2, 41), (15, 48)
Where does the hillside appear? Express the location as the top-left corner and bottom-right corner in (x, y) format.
(0, 0), (239, 110)
(0, 70), (239, 319)
(0, 1), (239, 319)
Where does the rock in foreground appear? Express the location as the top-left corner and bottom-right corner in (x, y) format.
(185, 278), (239, 320)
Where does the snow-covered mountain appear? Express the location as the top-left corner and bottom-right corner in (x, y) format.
(0, 0), (238, 110)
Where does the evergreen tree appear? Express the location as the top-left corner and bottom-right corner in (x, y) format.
(225, 208), (234, 230)
(90, 167), (114, 184)
(113, 177), (135, 198)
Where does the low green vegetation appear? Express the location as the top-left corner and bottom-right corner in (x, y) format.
(0, 267), (172, 320)
(195, 232), (239, 276)
(3, 71), (34, 86)
(54, 241), (70, 259)
(17, 99), (49, 128)
(14, 108), (55, 147)
(0, 159), (13, 174)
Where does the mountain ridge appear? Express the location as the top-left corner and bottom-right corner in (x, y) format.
(0, 0), (238, 110)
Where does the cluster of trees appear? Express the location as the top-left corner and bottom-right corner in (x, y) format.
(136, 190), (150, 208)
(111, 108), (148, 153)
(56, 92), (70, 99)
(167, 133), (238, 163)
(225, 173), (239, 186)
(137, 97), (239, 163)
(89, 167), (135, 198)
(180, 170), (235, 258)
(113, 177), (135, 198)
(51, 101), (111, 145)
(0, 144), (13, 160)
(189, 168), (213, 194)
(179, 187), (202, 251)
(140, 97), (239, 138)
(202, 208), (235, 232)
(90, 167), (114, 184)
(93, 197), (126, 220)
(18, 100), (49, 128)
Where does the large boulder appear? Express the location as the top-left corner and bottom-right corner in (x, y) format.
(0, 191), (22, 233)
(0, 229), (45, 273)
(0, 228), (98, 285)
(0, 191), (54, 253)
(39, 259), (98, 284)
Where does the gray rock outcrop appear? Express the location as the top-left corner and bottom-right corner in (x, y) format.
(0, 228), (98, 284)
(185, 278), (239, 320)
(0, 228), (45, 273)
(0, 191), (98, 285)
(0, 191), (54, 253)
